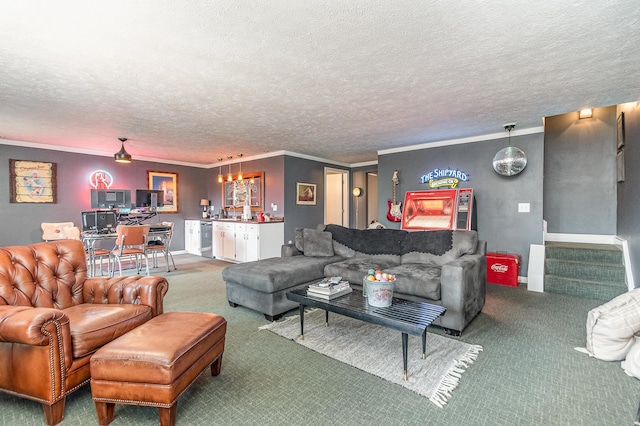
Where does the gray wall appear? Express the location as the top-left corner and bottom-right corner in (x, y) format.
(283, 156), (349, 243)
(378, 132), (545, 274)
(0, 145), (208, 248)
(544, 107), (617, 234)
(617, 104), (640, 287)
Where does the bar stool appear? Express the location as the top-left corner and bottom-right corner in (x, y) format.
(110, 225), (150, 276)
(147, 221), (176, 272)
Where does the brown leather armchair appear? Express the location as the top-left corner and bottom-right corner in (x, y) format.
(0, 239), (169, 425)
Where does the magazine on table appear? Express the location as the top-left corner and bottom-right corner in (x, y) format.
(306, 286), (353, 300)
(308, 277), (350, 294)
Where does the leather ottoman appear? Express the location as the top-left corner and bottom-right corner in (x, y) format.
(90, 312), (227, 426)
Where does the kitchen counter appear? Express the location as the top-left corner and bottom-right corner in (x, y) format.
(195, 218), (284, 224)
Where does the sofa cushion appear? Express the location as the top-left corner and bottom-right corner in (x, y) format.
(222, 255), (343, 293)
(586, 289), (640, 361)
(294, 228), (305, 252)
(401, 230), (478, 266)
(383, 263), (442, 300)
(332, 239), (356, 258)
(303, 228), (334, 257)
(324, 258), (401, 285)
(64, 303), (153, 358)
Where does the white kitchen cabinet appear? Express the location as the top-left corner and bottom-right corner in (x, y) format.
(184, 220), (202, 255)
(212, 221), (225, 259)
(222, 222), (236, 260)
(234, 223), (248, 262)
(211, 220), (283, 263)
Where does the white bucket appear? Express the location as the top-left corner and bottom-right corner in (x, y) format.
(365, 280), (394, 307)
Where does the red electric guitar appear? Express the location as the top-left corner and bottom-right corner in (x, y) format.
(387, 170), (402, 222)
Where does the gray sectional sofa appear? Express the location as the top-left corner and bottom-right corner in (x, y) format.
(222, 224), (486, 334)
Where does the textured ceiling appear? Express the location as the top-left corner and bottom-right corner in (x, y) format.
(1, 1), (639, 167)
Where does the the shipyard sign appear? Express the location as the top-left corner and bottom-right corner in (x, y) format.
(420, 168), (470, 188)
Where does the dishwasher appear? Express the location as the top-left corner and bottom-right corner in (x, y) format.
(200, 221), (213, 258)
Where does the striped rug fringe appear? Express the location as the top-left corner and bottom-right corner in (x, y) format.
(429, 344), (484, 408)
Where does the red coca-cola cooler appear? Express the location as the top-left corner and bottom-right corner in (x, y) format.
(486, 252), (520, 287)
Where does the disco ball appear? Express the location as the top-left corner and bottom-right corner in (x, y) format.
(492, 146), (527, 176)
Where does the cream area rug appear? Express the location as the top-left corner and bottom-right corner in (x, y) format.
(260, 309), (482, 407)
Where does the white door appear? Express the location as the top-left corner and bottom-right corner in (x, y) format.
(325, 168), (348, 226)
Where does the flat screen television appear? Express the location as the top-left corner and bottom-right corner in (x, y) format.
(135, 189), (164, 209)
(91, 189), (131, 209)
(81, 210), (118, 232)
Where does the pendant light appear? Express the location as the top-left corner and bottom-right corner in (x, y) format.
(227, 156), (233, 182)
(217, 158), (223, 183)
(237, 154), (243, 181)
(114, 137), (132, 163)
(492, 124), (527, 176)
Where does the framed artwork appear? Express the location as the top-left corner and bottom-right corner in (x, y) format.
(296, 182), (316, 205)
(147, 170), (178, 213)
(9, 159), (57, 203)
(617, 112), (625, 150)
(223, 172), (264, 211)
(617, 149), (625, 183)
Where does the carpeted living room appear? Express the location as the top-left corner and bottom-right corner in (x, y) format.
(1, 254), (636, 426)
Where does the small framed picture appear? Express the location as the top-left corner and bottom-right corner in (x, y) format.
(9, 159), (57, 203)
(296, 182), (316, 205)
(147, 170), (179, 213)
(617, 112), (625, 150)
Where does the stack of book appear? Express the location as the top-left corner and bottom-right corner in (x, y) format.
(307, 277), (352, 300)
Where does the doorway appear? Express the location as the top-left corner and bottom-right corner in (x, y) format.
(325, 168), (349, 226)
(366, 172), (378, 225)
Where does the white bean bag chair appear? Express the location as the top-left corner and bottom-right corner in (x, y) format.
(622, 337), (640, 379)
(585, 288), (640, 361)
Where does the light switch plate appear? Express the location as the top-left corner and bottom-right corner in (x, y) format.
(518, 203), (530, 213)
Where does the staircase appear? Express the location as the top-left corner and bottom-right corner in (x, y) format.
(544, 242), (627, 302)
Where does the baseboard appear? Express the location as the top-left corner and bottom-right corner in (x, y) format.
(544, 233), (617, 244)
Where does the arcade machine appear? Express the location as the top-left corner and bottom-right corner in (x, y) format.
(400, 188), (476, 231)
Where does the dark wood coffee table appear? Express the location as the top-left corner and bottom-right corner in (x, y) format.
(286, 287), (446, 380)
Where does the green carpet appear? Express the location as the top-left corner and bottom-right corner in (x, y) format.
(1, 254), (639, 425)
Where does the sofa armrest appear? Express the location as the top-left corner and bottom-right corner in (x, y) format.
(0, 305), (73, 365)
(82, 275), (169, 317)
(440, 253), (487, 331)
(281, 243), (303, 257)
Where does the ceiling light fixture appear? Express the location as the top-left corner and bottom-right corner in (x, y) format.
(217, 158), (223, 183)
(114, 137), (132, 163)
(237, 154), (243, 181)
(227, 156), (233, 182)
(492, 124), (527, 176)
(579, 108), (593, 119)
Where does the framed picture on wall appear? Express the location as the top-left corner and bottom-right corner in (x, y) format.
(147, 170), (178, 213)
(9, 159), (57, 203)
(617, 112), (625, 150)
(222, 172), (264, 211)
(296, 182), (316, 205)
(617, 149), (625, 183)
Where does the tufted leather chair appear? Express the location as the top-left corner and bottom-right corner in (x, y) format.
(0, 239), (169, 425)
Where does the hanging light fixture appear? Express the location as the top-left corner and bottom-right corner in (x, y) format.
(227, 156), (233, 182)
(237, 154), (243, 181)
(217, 158), (223, 183)
(492, 124), (527, 176)
(114, 137), (132, 163)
